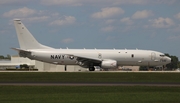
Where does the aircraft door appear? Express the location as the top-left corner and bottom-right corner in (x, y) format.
(151, 52), (156, 60)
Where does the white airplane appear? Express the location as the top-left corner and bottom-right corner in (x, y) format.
(12, 19), (171, 71)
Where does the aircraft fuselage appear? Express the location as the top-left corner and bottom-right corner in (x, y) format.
(24, 49), (171, 67)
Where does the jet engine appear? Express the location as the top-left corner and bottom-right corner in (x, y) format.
(101, 60), (117, 69)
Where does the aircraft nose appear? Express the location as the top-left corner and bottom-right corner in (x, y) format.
(166, 56), (171, 63)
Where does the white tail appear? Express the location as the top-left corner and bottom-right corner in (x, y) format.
(14, 19), (53, 50)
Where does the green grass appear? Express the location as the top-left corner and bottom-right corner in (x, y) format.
(0, 72), (180, 83)
(0, 72), (180, 103)
(0, 86), (180, 103)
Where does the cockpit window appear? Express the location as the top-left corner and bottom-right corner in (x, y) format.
(160, 54), (165, 57)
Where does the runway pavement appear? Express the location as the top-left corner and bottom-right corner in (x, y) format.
(0, 82), (180, 87)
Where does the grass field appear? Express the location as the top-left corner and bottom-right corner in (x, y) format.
(0, 72), (180, 103)
(0, 72), (180, 83)
(0, 86), (180, 103)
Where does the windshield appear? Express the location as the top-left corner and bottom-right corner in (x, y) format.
(160, 54), (165, 57)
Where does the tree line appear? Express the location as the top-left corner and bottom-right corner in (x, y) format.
(165, 53), (180, 70)
(0, 55), (11, 60)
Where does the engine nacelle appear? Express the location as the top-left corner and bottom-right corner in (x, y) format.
(101, 60), (117, 69)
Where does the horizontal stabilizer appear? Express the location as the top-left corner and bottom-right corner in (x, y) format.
(11, 48), (30, 53)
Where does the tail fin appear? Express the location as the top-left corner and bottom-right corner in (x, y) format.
(14, 19), (53, 50)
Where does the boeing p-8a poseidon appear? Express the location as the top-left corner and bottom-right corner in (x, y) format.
(12, 19), (171, 71)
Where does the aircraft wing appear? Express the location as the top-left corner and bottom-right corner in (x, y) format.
(67, 54), (102, 62)
(65, 54), (102, 67)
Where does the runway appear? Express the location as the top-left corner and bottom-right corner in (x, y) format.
(0, 82), (180, 87)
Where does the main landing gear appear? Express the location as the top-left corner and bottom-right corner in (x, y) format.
(89, 67), (95, 71)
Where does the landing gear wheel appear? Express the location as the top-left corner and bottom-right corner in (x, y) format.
(89, 67), (95, 71)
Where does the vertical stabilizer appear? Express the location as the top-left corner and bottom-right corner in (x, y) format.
(14, 19), (53, 49)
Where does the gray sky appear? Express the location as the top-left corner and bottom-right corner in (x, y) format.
(0, 0), (180, 58)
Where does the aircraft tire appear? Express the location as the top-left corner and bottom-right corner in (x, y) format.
(89, 67), (95, 71)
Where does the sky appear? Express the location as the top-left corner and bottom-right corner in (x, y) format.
(0, 0), (180, 58)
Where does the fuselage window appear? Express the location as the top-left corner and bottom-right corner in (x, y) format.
(132, 54), (134, 58)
